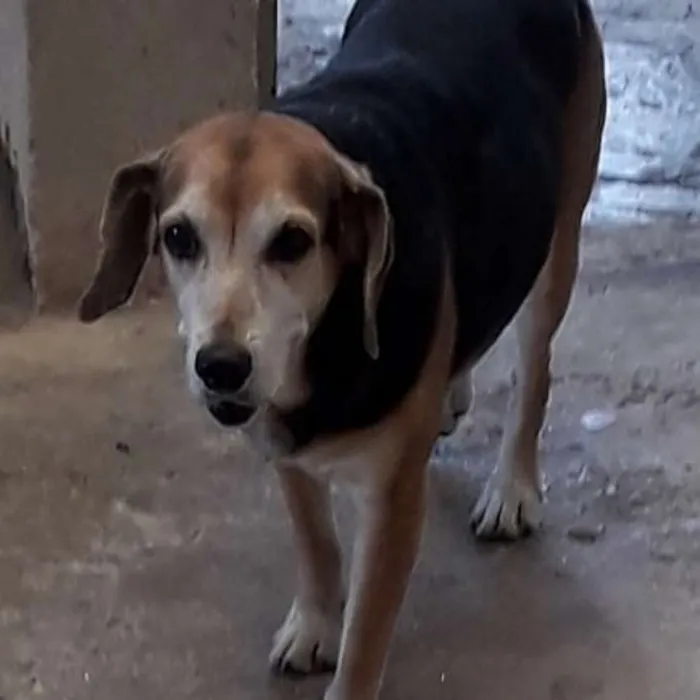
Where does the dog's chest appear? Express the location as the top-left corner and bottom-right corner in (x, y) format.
(293, 442), (382, 485)
(238, 403), (397, 484)
(278, 424), (398, 487)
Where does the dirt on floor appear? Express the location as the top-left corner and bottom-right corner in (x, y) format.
(1, 220), (700, 700)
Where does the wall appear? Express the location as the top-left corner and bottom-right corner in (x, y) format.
(0, 0), (33, 322)
(0, 0), (277, 313)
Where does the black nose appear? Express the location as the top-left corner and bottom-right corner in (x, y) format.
(195, 342), (253, 394)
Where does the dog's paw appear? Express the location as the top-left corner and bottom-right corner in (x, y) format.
(270, 600), (342, 676)
(471, 467), (542, 540)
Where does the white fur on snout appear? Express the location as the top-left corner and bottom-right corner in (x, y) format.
(161, 183), (240, 397)
(176, 263), (252, 400)
(184, 341), (204, 399)
(161, 187), (337, 416)
(247, 269), (311, 409)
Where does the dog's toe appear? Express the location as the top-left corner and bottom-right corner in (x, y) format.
(471, 469), (542, 540)
(270, 600), (341, 677)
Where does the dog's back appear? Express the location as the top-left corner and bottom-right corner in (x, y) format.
(338, 0), (593, 364)
(274, 0), (598, 444)
(341, 0), (583, 99)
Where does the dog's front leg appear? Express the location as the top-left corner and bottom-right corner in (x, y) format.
(325, 454), (428, 700)
(271, 466), (345, 675)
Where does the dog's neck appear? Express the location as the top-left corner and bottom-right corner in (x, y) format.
(272, 97), (408, 200)
(265, 70), (448, 454)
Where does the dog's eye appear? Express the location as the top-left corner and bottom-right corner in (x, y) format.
(264, 223), (314, 265)
(162, 219), (201, 262)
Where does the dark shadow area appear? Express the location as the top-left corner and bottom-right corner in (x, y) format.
(0, 124), (32, 329)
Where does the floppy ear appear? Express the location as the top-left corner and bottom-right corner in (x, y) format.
(336, 155), (394, 359)
(78, 151), (163, 323)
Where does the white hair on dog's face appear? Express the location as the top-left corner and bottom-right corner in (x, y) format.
(161, 183), (336, 413)
(79, 112), (393, 427)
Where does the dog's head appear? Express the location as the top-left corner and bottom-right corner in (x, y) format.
(79, 113), (393, 428)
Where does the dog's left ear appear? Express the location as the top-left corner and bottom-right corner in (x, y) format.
(336, 155), (394, 359)
(79, 150), (164, 323)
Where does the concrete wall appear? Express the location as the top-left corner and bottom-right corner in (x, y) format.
(0, 0), (277, 313)
(0, 0), (33, 323)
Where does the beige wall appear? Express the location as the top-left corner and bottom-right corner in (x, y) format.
(0, 0), (277, 313)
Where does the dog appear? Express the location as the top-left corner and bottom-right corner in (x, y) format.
(78, 0), (606, 697)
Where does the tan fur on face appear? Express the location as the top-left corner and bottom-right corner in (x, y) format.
(80, 112), (393, 413)
(161, 115), (345, 409)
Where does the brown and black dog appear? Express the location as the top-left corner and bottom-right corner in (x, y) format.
(79, 0), (606, 697)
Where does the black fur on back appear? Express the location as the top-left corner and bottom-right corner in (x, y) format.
(271, 0), (595, 452)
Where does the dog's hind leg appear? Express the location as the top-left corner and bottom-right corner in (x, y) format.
(471, 220), (580, 539)
(472, 7), (607, 540)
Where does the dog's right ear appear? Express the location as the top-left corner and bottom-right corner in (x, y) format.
(78, 151), (164, 323)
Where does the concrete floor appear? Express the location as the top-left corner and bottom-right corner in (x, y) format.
(2, 3), (700, 697)
(2, 221), (700, 699)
